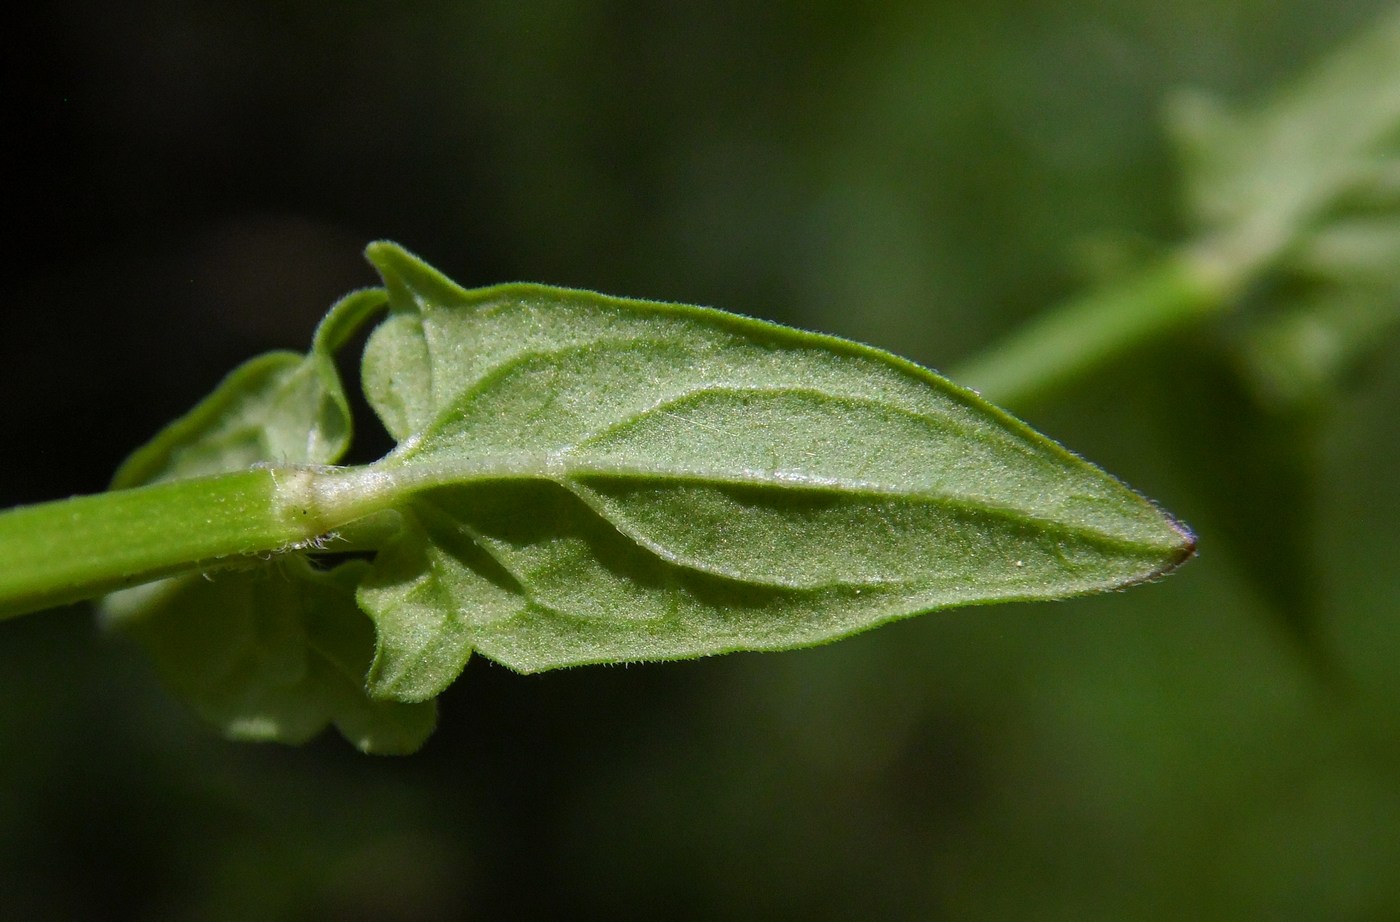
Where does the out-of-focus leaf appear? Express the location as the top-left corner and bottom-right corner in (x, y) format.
(1240, 289), (1400, 409)
(1166, 7), (1400, 408)
(1168, 6), (1400, 280)
(104, 558), (435, 755)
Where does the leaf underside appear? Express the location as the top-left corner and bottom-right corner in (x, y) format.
(103, 242), (1194, 750)
(357, 244), (1194, 700)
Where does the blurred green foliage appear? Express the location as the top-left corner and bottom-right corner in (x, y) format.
(4, 0), (1400, 918)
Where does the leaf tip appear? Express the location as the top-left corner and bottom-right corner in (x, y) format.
(1173, 518), (1199, 562)
(364, 241), (470, 308)
(1136, 514), (1199, 586)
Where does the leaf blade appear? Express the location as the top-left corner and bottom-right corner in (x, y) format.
(356, 244), (1194, 689)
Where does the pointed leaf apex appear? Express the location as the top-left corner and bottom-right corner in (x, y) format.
(365, 241), (471, 311)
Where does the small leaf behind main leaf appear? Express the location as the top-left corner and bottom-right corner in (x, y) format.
(106, 558), (436, 754)
(357, 244), (1195, 697)
(102, 287), (436, 753)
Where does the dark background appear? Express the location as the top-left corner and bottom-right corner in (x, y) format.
(4, 2), (1400, 919)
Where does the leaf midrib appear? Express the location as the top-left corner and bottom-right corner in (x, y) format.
(367, 452), (1182, 556)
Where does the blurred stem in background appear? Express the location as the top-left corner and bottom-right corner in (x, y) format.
(958, 3), (1400, 412)
(953, 247), (1234, 408)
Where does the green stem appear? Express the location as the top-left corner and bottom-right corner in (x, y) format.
(0, 469), (328, 619)
(951, 250), (1236, 410)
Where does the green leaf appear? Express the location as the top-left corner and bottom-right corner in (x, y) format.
(105, 558), (435, 755)
(1238, 285), (1400, 410)
(355, 244), (1195, 698)
(102, 288), (437, 754)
